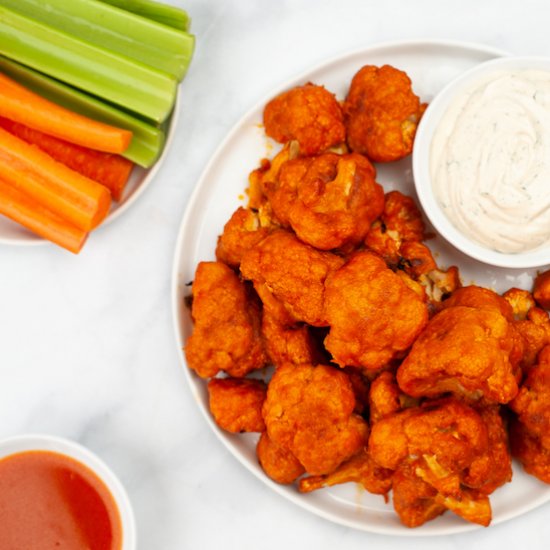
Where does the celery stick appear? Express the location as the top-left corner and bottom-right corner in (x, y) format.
(99, 0), (191, 31)
(0, 56), (166, 168)
(0, 5), (177, 123)
(2, 0), (194, 82)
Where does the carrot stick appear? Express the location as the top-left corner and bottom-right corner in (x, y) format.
(0, 127), (111, 231)
(0, 71), (132, 154)
(0, 117), (134, 201)
(0, 176), (87, 253)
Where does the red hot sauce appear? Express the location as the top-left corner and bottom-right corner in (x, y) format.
(0, 450), (123, 550)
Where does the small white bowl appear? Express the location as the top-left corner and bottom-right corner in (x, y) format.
(413, 55), (550, 269)
(0, 434), (136, 550)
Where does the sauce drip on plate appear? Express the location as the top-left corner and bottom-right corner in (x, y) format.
(0, 450), (122, 550)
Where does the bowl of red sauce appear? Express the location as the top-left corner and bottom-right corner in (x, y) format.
(0, 434), (136, 550)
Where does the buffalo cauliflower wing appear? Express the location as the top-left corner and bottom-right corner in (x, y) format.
(256, 431), (305, 484)
(503, 288), (550, 370)
(324, 251), (428, 371)
(509, 345), (550, 451)
(441, 285), (514, 321)
(261, 312), (321, 368)
(263, 83), (346, 156)
(240, 230), (345, 326)
(503, 288), (536, 321)
(509, 420), (550, 484)
(262, 363), (368, 475)
(398, 241), (438, 280)
(461, 406), (512, 495)
(207, 377), (267, 433)
(344, 65), (426, 162)
(514, 307), (550, 371)
(369, 398), (493, 527)
(397, 305), (521, 404)
(365, 190), (425, 266)
(216, 207), (271, 268)
(264, 152), (384, 250)
(391, 462), (446, 528)
(185, 262), (267, 378)
(369, 398), (488, 475)
(534, 269), (550, 310)
(368, 371), (402, 424)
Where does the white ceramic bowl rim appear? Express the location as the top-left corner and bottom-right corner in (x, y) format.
(0, 434), (136, 550)
(413, 54), (550, 269)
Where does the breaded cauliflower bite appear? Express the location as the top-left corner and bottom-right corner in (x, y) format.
(514, 307), (550, 371)
(264, 152), (384, 250)
(503, 287), (537, 320)
(257, 431), (305, 484)
(368, 398), (493, 527)
(365, 190), (426, 266)
(368, 371), (402, 424)
(441, 285), (514, 321)
(262, 363), (368, 475)
(324, 251), (428, 371)
(344, 65), (426, 162)
(380, 190), (425, 242)
(509, 420), (550, 483)
(261, 312), (321, 368)
(185, 262), (267, 378)
(534, 269), (550, 310)
(503, 287), (550, 370)
(215, 207), (272, 268)
(207, 378), (267, 433)
(398, 241), (437, 280)
(248, 142), (300, 220)
(391, 462), (446, 528)
(463, 406), (512, 495)
(369, 399), (488, 474)
(509, 345), (550, 451)
(263, 83), (346, 156)
(240, 230), (345, 326)
(397, 305), (521, 404)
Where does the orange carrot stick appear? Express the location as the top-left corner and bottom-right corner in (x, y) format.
(0, 71), (132, 154)
(0, 176), (87, 254)
(0, 127), (111, 231)
(0, 117), (133, 201)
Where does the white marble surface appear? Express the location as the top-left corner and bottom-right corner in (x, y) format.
(1, 0), (550, 548)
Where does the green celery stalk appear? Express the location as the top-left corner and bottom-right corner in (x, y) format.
(0, 56), (166, 168)
(2, 0), (194, 82)
(98, 0), (191, 31)
(0, 5), (177, 123)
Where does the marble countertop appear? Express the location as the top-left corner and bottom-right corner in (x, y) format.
(1, 0), (550, 548)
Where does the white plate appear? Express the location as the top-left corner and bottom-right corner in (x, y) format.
(0, 91), (180, 247)
(171, 40), (550, 536)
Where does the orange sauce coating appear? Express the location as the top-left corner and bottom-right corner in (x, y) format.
(0, 450), (122, 550)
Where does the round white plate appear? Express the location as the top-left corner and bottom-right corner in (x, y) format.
(171, 40), (550, 536)
(0, 91), (180, 247)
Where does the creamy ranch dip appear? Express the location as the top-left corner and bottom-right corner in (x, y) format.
(431, 69), (550, 254)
